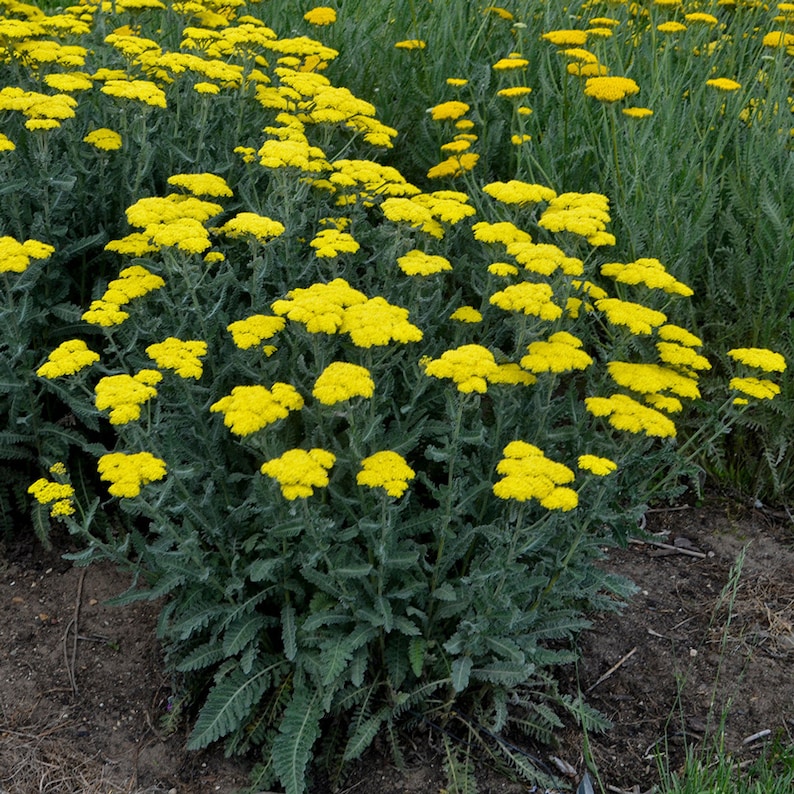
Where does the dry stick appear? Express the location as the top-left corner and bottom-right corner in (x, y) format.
(63, 568), (87, 697)
(742, 728), (771, 745)
(586, 646), (638, 693)
(629, 538), (707, 559)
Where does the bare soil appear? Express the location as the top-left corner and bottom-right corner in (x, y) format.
(1, 495), (792, 794)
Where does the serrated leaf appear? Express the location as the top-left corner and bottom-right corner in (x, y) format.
(451, 656), (473, 693)
(470, 661), (532, 687)
(175, 641), (226, 673)
(432, 582), (457, 601)
(320, 636), (354, 687)
(223, 613), (266, 657)
(187, 666), (270, 749)
(484, 636), (525, 665)
(282, 604), (297, 661)
(343, 707), (389, 762)
(248, 557), (282, 582)
(272, 690), (323, 794)
(408, 636), (426, 678)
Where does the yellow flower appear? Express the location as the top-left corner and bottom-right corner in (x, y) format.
(28, 477), (75, 517)
(429, 100), (470, 121)
(488, 262), (519, 277)
(622, 107), (653, 119)
(395, 39), (426, 50)
(498, 86), (532, 99)
(218, 212), (285, 243)
(309, 228), (360, 257)
(82, 300), (130, 327)
(272, 279), (367, 334)
(600, 258), (693, 296)
(357, 451), (415, 498)
(194, 82), (220, 95)
(595, 298), (667, 335)
(521, 332), (593, 374)
(583, 76), (640, 102)
(97, 451), (167, 498)
(657, 21), (687, 34)
(727, 347), (786, 372)
(706, 78), (741, 92)
(511, 134), (532, 145)
(446, 78), (468, 86)
(0, 133), (15, 151)
(490, 282), (562, 321)
(729, 377), (780, 400)
(492, 55), (529, 70)
(304, 6), (336, 25)
(658, 324), (702, 347)
(100, 79), (167, 107)
(423, 344), (499, 394)
(95, 370), (162, 425)
(83, 128), (122, 151)
(449, 306), (482, 323)
(167, 173), (233, 197)
(146, 337), (207, 379)
(656, 343), (711, 371)
(397, 249), (452, 276)
(684, 12), (718, 24)
(37, 339), (100, 378)
(577, 455), (618, 476)
(0, 235), (55, 274)
(472, 221), (532, 245)
(585, 394), (677, 438)
(227, 315), (286, 349)
(340, 297), (423, 347)
(210, 383), (304, 436)
(482, 180), (556, 206)
(607, 362), (701, 399)
(542, 29), (589, 47)
(427, 153), (480, 179)
(260, 448), (335, 499)
(492, 442), (578, 510)
(312, 362), (375, 405)
(506, 241), (583, 276)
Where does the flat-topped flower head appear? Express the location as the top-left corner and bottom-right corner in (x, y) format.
(577, 455), (618, 476)
(167, 173), (233, 197)
(146, 337), (207, 379)
(595, 298), (667, 335)
(600, 258), (693, 296)
(482, 180), (556, 206)
(218, 212), (286, 243)
(607, 361), (701, 399)
(423, 344), (499, 394)
(260, 448), (335, 499)
(585, 394), (677, 438)
(490, 282), (562, 321)
(272, 279), (368, 334)
(227, 315), (286, 350)
(210, 383), (304, 436)
(397, 250), (452, 276)
(37, 339), (100, 379)
(312, 362), (374, 405)
(0, 235), (55, 273)
(429, 100), (470, 121)
(584, 75), (640, 102)
(357, 451), (415, 498)
(310, 228), (360, 257)
(340, 297), (423, 347)
(304, 6), (336, 25)
(729, 377), (781, 400)
(98, 451), (167, 498)
(521, 332), (593, 374)
(28, 477), (75, 517)
(727, 347), (786, 373)
(83, 127), (122, 150)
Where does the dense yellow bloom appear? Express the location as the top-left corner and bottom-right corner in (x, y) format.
(498, 86), (532, 99)
(706, 78), (741, 92)
(657, 21), (687, 34)
(106, 265), (165, 299)
(472, 221), (532, 245)
(210, 383), (304, 436)
(37, 340), (100, 379)
(430, 100), (470, 121)
(622, 107), (653, 119)
(684, 12), (718, 24)
(423, 344), (499, 394)
(395, 39), (426, 50)
(147, 219), (212, 253)
(595, 298), (667, 335)
(340, 297), (423, 347)
(585, 394), (677, 438)
(729, 377), (781, 400)
(0, 133), (15, 152)
(440, 139), (471, 154)
(260, 448), (335, 499)
(484, 6), (514, 20)
(577, 455), (617, 476)
(126, 195), (223, 227)
(167, 173), (233, 197)
(644, 393), (683, 414)
(100, 79), (167, 107)
(105, 233), (159, 256)
(657, 342), (711, 371)
(727, 348), (786, 372)
(506, 241), (583, 276)
(194, 82), (220, 95)
(447, 78), (468, 86)
(542, 29), (589, 46)
(312, 362), (374, 405)
(493, 442), (577, 510)
(600, 258), (693, 296)
(95, 370), (162, 425)
(489, 363), (536, 386)
(490, 282), (562, 321)
(488, 262), (519, 277)
(83, 128), (122, 150)
(450, 306), (483, 323)
(658, 324), (702, 347)
(584, 76), (640, 102)
(427, 152), (480, 180)
(98, 451), (167, 498)
(357, 451), (415, 498)
(272, 279), (367, 334)
(538, 192), (613, 244)
(607, 361), (701, 399)
(146, 338), (207, 379)
(521, 332), (593, 374)
(218, 212), (285, 243)
(492, 55), (529, 70)
(397, 250), (452, 276)
(28, 478), (75, 517)
(483, 180), (556, 206)
(82, 300), (130, 327)
(304, 6), (336, 25)
(762, 31), (794, 48)
(227, 315), (286, 349)
(0, 236), (55, 274)
(310, 228), (360, 257)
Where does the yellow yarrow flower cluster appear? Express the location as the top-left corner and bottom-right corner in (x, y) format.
(357, 451), (415, 498)
(449, 306), (483, 323)
(37, 339), (100, 379)
(423, 344), (503, 394)
(583, 75), (640, 102)
(577, 455), (618, 476)
(217, 212), (286, 244)
(210, 383), (304, 436)
(98, 451), (167, 498)
(595, 297), (667, 335)
(226, 315), (286, 350)
(542, 29), (589, 47)
(83, 127), (122, 151)
(146, 337), (207, 379)
(260, 448), (335, 499)
(381, 192), (475, 238)
(493, 441), (578, 510)
(167, 172), (234, 197)
(601, 258), (693, 296)
(340, 297), (424, 347)
(100, 79), (167, 107)
(727, 347), (786, 404)
(82, 265), (165, 327)
(397, 249), (452, 276)
(482, 180), (557, 206)
(312, 362), (375, 405)
(506, 241), (584, 277)
(538, 192), (614, 246)
(272, 278), (367, 334)
(309, 228), (360, 257)
(585, 394), (677, 438)
(304, 6), (336, 25)
(28, 477), (75, 517)
(490, 281), (562, 321)
(94, 370), (163, 425)
(607, 362), (701, 400)
(472, 221), (532, 245)
(521, 332), (593, 374)
(0, 235), (55, 274)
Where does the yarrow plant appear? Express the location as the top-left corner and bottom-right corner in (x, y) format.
(2, 0), (791, 791)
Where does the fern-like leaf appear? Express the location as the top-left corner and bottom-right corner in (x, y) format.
(272, 688), (324, 794)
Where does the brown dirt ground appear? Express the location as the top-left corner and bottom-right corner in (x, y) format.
(1, 495), (792, 794)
